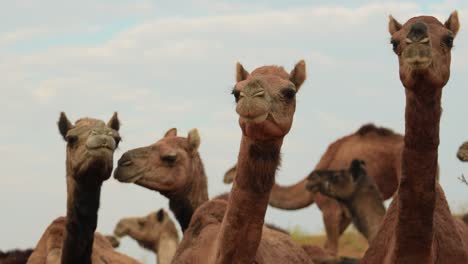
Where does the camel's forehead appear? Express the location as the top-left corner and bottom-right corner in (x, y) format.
(74, 118), (105, 127)
(251, 65), (289, 79)
(404, 16), (444, 28)
(155, 136), (188, 149)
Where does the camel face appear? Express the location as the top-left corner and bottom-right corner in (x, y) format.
(58, 112), (121, 181)
(114, 128), (200, 192)
(306, 160), (366, 200)
(458, 142), (468, 162)
(113, 209), (176, 251)
(389, 12), (459, 88)
(232, 60), (306, 141)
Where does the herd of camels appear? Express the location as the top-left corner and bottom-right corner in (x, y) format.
(1, 11), (468, 264)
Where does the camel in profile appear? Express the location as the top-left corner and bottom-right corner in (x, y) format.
(359, 11), (468, 263)
(27, 113), (139, 264)
(111, 209), (179, 264)
(224, 123), (404, 253)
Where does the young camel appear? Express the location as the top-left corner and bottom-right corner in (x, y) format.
(458, 142), (468, 162)
(27, 113), (139, 264)
(170, 61), (315, 263)
(224, 123), (404, 253)
(306, 159), (386, 243)
(359, 12), (468, 263)
(111, 209), (179, 264)
(114, 128), (208, 232)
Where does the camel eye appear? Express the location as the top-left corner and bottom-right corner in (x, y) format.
(66, 134), (78, 145)
(390, 39), (399, 52)
(231, 89), (240, 102)
(444, 35), (454, 48)
(281, 88), (296, 100)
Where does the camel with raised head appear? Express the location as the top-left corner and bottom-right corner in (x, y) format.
(112, 209), (179, 264)
(27, 113), (139, 264)
(114, 128), (208, 232)
(171, 60), (317, 264)
(307, 160), (386, 243)
(360, 12), (468, 263)
(224, 123), (404, 253)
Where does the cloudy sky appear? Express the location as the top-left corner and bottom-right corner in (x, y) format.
(1, 0), (467, 262)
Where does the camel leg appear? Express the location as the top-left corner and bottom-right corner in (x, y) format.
(320, 200), (344, 255)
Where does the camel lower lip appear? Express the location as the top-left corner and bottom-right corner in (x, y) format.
(241, 113), (268, 124)
(405, 57), (432, 69)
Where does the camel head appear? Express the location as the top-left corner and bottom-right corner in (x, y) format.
(306, 160), (367, 200)
(232, 60), (306, 141)
(388, 11), (459, 90)
(113, 209), (178, 251)
(114, 128), (201, 193)
(457, 142), (468, 162)
(223, 164), (236, 184)
(58, 112), (121, 182)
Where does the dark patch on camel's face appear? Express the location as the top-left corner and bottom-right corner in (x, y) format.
(114, 137), (191, 192)
(58, 113), (121, 182)
(232, 61), (305, 141)
(389, 13), (459, 89)
(457, 142), (468, 162)
(357, 123), (395, 137)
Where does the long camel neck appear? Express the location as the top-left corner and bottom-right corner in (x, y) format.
(167, 153), (209, 232)
(395, 86), (442, 262)
(155, 231), (179, 264)
(215, 136), (282, 264)
(62, 175), (102, 264)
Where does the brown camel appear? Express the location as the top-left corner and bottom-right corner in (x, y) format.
(360, 12), (468, 263)
(114, 128), (208, 232)
(0, 249), (33, 264)
(27, 113), (139, 264)
(224, 123), (404, 253)
(170, 60), (316, 264)
(458, 142), (468, 162)
(306, 159), (386, 243)
(112, 209), (179, 264)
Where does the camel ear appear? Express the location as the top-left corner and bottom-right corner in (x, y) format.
(445, 11), (460, 37)
(58, 112), (73, 140)
(388, 15), (402, 35)
(236, 62), (250, 82)
(164, 128), (177, 138)
(187, 129), (200, 152)
(107, 112), (120, 131)
(289, 60), (306, 91)
(223, 164), (237, 184)
(156, 209), (164, 222)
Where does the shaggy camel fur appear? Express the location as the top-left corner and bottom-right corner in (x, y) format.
(360, 12), (468, 263)
(307, 160), (386, 243)
(0, 248), (33, 264)
(224, 123), (404, 253)
(112, 209), (179, 264)
(171, 61), (315, 264)
(27, 113), (139, 264)
(114, 128), (208, 232)
(458, 142), (468, 162)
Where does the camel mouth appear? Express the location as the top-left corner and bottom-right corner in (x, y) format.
(404, 57), (432, 70)
(114, 167), (143, 183)
(239, 112), (269, 124)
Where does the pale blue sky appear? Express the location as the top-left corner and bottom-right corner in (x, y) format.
(0, 1), (467, 263)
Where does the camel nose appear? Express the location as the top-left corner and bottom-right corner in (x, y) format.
(240, 79), (265, 99)
(86, 134), (116, 150)
(118, 152), (133, 167)
(407, 22), (429, 43)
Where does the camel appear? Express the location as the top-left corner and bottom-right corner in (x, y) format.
(224, 123), (404, 253)
(27, 113), (139, 264)
(170, 60), (323, 264)
(458, 142), (468, 162)
(0, 248), (33, 264)
(114, 128), (208, 232)
(358, 11), (468, 263)
(306, 159), (386, 243)
(111, 209), (179, 264)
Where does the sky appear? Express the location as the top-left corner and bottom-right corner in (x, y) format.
(1, 0), (467, 263)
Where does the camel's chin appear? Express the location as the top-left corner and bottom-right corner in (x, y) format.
(239, 118), (286, 141)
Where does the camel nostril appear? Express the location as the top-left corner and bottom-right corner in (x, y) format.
(118, 154), (133, 167)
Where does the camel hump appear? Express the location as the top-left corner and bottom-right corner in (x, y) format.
(356, 123), (395, 137)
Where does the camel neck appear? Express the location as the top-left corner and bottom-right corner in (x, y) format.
(167, 153), (209, 232)
(395, 87), (442, 261)
(215, 136), (282, 263)
(62, 176), (102, 264)
(155, 231), (178, 264)
(341, 184), (386, 242)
